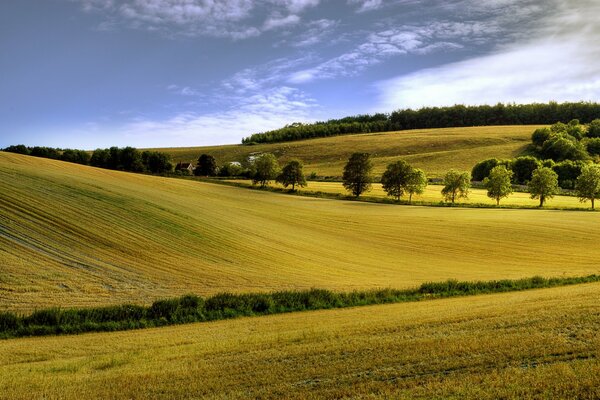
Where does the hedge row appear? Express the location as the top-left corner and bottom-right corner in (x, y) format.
(2, 274), (599, 339)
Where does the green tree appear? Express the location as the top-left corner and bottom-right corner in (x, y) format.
(528, 167), (559, 207)
(471, 158), (500, 181)
(90, 148), (110, 168)
(342, 153), (373, 197)
(119, 147), (144, 172)
(442, 170), (470, 204)
(587, 119), (600, 138)
(405, 168), (427, 203)
(277, 159), (307, 191)
(575, 165), (600, 209)
(381, 160), (413, 201)
(3, 144), (30, 155)
(142, 151), (173, 174)
(252, 153), (280, 188)
(195, 154), (218, 176)
(483, 165), (513, 205)
(510, 156), (541, 184)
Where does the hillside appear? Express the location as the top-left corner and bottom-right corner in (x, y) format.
(2, 283), (600, 398)
(2, 151), (600, 312)
(153, 125), (540, 178)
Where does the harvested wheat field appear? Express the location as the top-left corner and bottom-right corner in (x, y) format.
(1, 283), (599, 399)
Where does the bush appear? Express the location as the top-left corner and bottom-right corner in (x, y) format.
(586, 138), (600, 156)
(0, 312), (19, 331)
(552, 160), (587, 189)
(471, 158), (500, 181)
(541, 133), (588, 161)
(587, 119), (600, 138)
(510, 156), (541, 184)
(531, 128), (552, 148)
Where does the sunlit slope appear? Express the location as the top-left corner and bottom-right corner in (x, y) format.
(2, 283), (600, 399)
(1, 151), (600, 312)
(155, 125), (539, 177)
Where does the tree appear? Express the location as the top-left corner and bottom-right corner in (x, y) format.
(252, 153), (280, 187)
(471, 158), (500, 181)
(510, 156), (540, 184)
(119, 147), (144, 172)
(381, 160), (413, 200)
(405, 168), (427, 203)
(531, 128), (552, 148)
(575, 165), (600, 209)
(196, 154), (218, 176)
(483, 165), (513, 205)
(277, 159), (306, 191)
(586, 138), (600, 156)
(587, 119), (600, 138)
(342, 153), (373, 197)
(528, 167), (559, 207)
(442, 170), (470, 204)
(142, 151), (173, 174)
(3, 145), (29, 155)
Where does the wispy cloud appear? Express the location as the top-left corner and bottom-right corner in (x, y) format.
(167, 84), (201, 96)
(76, 0), (321, 39)
(121, 87), (318, 145)
(347, 0), (383, 13)
(374, 0), (600, 110)
(288, 20), (495, 83)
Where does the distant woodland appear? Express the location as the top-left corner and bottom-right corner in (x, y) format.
(242, 102), (600, 144)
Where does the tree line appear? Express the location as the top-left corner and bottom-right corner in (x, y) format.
(2, 145), (174, 174)
(241, 102), (600, 144)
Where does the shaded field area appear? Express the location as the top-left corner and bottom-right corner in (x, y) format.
(1, 283), (599, 399)
(153, 125), (539, 178)
(2, 151), (600, 312)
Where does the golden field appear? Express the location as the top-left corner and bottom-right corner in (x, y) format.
(230, 179), (590, 208)
(2, 151), (600, 312)
(152, 125), (540, 178)
(1, 283), (599, 399)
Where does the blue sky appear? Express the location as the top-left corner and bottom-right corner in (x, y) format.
(1, 0), (600, 149)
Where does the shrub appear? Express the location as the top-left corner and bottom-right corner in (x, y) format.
(531, 128), (552, 148)
(587, 119), (600, 138)
(586, 138), (600, 156)
(471, 158), (500, 181)
(552, 160), (587, 189)
(510, 156), (541, 184)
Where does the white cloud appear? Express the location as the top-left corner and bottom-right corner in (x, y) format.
(348, 0), (383, 13)
(288, 20), (492, 83)
(374, 0), (600, 110)
(77, 0), (320, 39)
(120, 87), (318, 146)
(167, 84), (201, 96)
(263, 14), (301, 31)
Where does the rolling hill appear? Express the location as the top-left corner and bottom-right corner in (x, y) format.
(1, 151), (600, 312)
(153, 125), (541, 178)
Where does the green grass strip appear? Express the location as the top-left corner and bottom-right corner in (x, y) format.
(1, 275), (599, 339)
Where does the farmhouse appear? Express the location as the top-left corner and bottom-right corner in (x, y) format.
(175, 162), (195, 174)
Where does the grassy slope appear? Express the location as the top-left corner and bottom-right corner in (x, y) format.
(153, 125), (540, 178)
(2, 283), (599, 399)
(2, 151), (600, 312)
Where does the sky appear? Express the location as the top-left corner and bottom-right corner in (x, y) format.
(1, 0), (600, 149)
